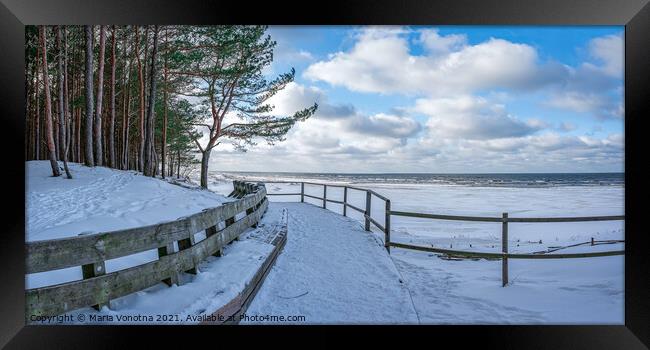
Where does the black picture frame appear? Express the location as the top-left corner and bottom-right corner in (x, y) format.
(0, 0), (648, 348)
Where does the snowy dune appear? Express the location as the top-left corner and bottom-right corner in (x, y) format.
(26, 161), (231, 289)
(26, 161), (230, 242)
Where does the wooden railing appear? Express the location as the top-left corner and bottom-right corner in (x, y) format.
(25, 180), (268, 318)
(263, 180), (625, 287)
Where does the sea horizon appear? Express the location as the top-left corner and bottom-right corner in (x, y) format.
(208, 170), (624, 188)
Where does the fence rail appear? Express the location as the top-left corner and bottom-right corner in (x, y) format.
(261, 180), (624, 287)
(26, 181), (268, 318)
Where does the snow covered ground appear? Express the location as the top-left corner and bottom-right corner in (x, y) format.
(208, 174), (624, 324)
(26, 161), (232, 289)
(242, 203), (419, 324)
(26, 161), (231, 242)
(26, 161), (285, 324)
(25, 163), (624, 324)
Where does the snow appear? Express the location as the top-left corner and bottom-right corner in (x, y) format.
(26, 161), (231, 289)
(26, 161), (231, 242)
(25, 163), (624, 324)
(208, 174), (624, 324)
(26, 161), (296, 324)
(242, 202), (419, 324)
(60, 235), (275, 324)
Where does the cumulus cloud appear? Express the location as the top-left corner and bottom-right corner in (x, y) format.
(304, 28), (623, 121)
(558, 122), (577, 132)
(259, 82), (422, 156)
(587, 34), (623, 78)
(304, 27), (553, 96)
(543, 34), (623, 119)
(413, 95), (544, 140)
(417, 28), (467, 54)
(348, 113), (421, 138)
(208, 28), (624, 173)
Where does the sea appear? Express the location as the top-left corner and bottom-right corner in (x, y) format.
(211, 171), (624, 188)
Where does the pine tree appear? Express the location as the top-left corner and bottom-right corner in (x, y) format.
(173, 26), (317, 188)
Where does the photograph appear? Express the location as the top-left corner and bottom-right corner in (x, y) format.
(23, 24), (627, 326)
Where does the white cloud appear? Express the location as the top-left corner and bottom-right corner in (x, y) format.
(304, 27), (548, 96)
(206, 28), (624, 173)
(587, 34), (623, 78)
(546, 92), (608, 113)
(417, 28), (467, 54)
(413, 95), (544, 140)
(558, 121), (577, 132)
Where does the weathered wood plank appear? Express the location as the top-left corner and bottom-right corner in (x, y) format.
(364, 214), (385, 232)
(506, 215), (624, 223)
(26, 188), (266, 273)
(206, 208), (288, 325)
(303, 194), (323, 200)
(26, 192), (268, 318)
(345, 203), (365, 214)
(390, 210), (503, 222)
(388, 242), (625, 259)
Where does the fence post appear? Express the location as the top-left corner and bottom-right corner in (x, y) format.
(502, 212), (509, 287)
(81, 261), (109, 310)
(323, 184), (327, 209)
(158, 244), (181, 285)
(385, 200), (391, 253)
(300, 182), (304, 203)
(365, 191), (372, 231)
(205, 225), (223, 257)
(343, 187), (348, 216)
(178, 232), (197, 276)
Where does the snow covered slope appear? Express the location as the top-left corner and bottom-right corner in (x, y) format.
(26, 161), (230, 242)
(26, 161), (231, 289)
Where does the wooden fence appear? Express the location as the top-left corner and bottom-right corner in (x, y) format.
(264, 180), (625, 287)
(25, 180), (268, 319)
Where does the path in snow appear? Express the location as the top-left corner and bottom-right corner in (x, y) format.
(243, 202), (420, 324)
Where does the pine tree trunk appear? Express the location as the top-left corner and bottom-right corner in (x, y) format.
(34, 49), (40, 161)
(56, 26), (72, 178)
(25, 60), (32, 160)
(63, 26), (73, 172)
(121, 27), (131, 170)
(84, 25), (95, 167)
(168, 152), (174, 178)
(176, 149), (180, 179)
(109, 25), (117, 168)
(39, 26), (61, 177)
(135, 26), (145, 172)
(200, 150), (210, 188)
(161, 28), (168, 179)
(143, 26), (158, 177)
(94, 25), (106, 166)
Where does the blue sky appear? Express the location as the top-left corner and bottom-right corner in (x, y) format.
(210, 26), (624, 173)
